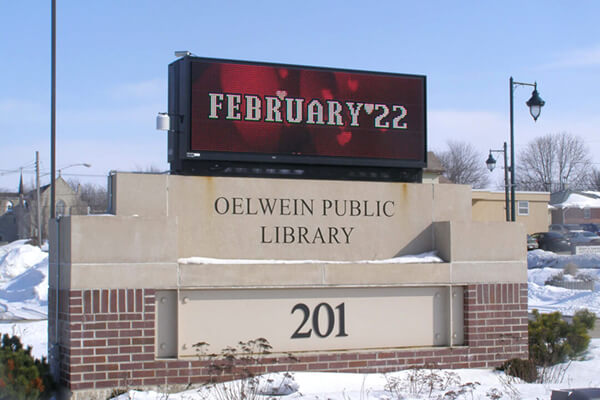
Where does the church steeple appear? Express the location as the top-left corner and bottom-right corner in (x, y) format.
(18, 170), (24, 196)
(18, 170), (24, 207)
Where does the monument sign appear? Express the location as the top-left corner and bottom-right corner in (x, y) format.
(47, 57), (528, 400)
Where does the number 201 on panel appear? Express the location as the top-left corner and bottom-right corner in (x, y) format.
(291, 302), (348, 339)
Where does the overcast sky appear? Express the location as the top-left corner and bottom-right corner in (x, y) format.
(2, 1), (599, 191)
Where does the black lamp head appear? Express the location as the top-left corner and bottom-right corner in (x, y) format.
(486, 153), (497, 172)
(526, 87), (545, 121)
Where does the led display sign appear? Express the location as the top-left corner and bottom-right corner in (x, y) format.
(168, 57), (426, 181)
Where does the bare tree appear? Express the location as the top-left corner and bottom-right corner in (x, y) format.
(437, 141), (490, 188)
(517, 132), (591, 192)
(67, 179), (109, 214)
(587, 168), (600, 191)
(81, 183), (109, 213)
(132, 164), (165, 173)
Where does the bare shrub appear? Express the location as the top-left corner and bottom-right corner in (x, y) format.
(564, 262), (579, 276)
(384, 368), (478, 399)
(194, 338), (298, 400)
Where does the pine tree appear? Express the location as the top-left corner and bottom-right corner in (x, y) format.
(0, 334), (54, 400)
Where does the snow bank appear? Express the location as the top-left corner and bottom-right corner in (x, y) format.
(0, 240), (48, 320)
(0, 320), (47, 360)
(528, 249), (600, 269)
(112, 339), (600, 400)
(0, 239), (47, 282)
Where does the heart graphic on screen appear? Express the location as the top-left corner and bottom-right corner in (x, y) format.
(364, 103), (374, 114)
(347, 79), (359, 92)
(278, 69), (288, 79)
(276, 90), (288, 100)
(337, 131), (352, 146)
(321, 89), (333, 100)
(220, 64), (282, 150)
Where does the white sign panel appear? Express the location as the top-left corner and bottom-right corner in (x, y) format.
(575, 245), (600, 255)
(174, 287), (462, 357)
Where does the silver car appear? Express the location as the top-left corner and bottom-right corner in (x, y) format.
(566, 230), (600, 245)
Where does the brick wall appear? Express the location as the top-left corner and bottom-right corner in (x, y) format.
(463, 283), (529, 366)
(48, 283), (528, 398)
(553, 207), (600, 224)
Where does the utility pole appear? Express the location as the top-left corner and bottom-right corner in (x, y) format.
(50, 0), (56, 220)
(36, 151), (42, 245)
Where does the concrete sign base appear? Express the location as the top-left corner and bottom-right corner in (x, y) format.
(49, 174), (527, 399)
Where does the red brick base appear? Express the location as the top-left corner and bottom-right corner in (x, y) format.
(48, 283), (528, 393)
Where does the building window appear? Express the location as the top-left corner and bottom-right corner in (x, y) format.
(584, 208), (591, 220)
(56, 200), (66, 217)
(518, 200), (529, 216)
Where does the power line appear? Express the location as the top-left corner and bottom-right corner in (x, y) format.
(0, 169), (37, 177)
(38, 171), (108, 178)
(0, 161), (36, 171)
(0, 162), (37, 176)
(58, 173), (108, 178)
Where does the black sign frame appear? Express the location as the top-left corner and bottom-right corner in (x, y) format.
(168, 56), (427, 182)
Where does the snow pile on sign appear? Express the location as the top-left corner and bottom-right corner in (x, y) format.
(179, 251), (443, 265)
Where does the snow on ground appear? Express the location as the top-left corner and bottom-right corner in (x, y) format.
(0, 240), (48, 321)
(3, 241), (600, 399)
(0, 239), (47, 281)
(527, 248), (600, 269)
(0, 240), (49, 359)
(114, 341), (600, 400)
(527, 249), (600, 316)
(0, 320), (47, 360)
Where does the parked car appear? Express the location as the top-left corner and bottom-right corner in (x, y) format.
(566, 230), (600, 245)
(530, 232), (571, 252)
(580, 223), (600, 235)
(527, 234), (539, 251)
(549, 224), (581, 235)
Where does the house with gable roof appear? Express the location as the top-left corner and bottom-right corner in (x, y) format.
(0, 191), (22, 243)
(549, 190), (600, 225)
(0, 175), (28, 243)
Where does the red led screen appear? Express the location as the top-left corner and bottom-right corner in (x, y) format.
(189, 59), (425, 164)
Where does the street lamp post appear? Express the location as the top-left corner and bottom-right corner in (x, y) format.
(509, 77), (545, 222)
(57, 163), (91, 177)
(486, 142), (510, 221)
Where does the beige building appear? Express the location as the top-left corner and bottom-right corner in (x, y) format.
(423, 154), (550, 234)
(472, 190), (550, 234)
